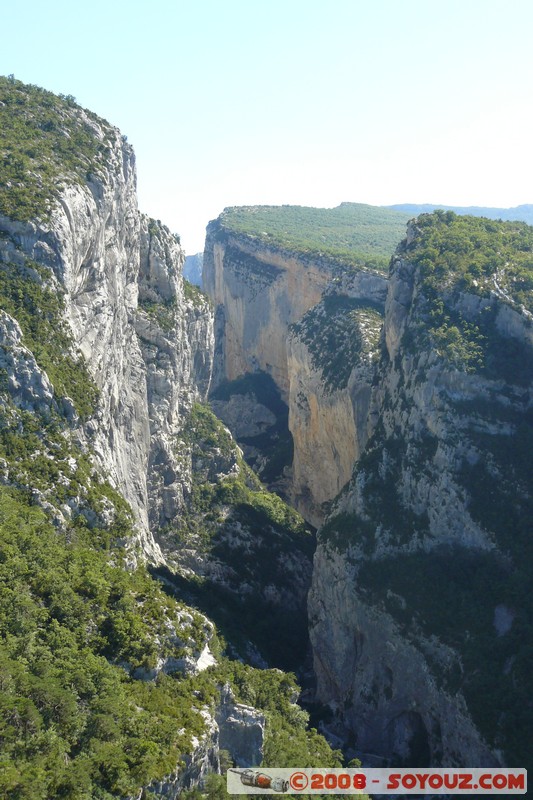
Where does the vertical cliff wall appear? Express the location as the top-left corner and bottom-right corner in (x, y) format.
(309, 213), (533, 770)
(203, 220), (337, 396)
(203, 217), (389, 523)
(287, 274), (387, 524)
(136, 216), (213, 533)
(0, 111), (214, 560)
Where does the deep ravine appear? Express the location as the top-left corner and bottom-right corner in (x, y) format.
(1, 77), (533, 800)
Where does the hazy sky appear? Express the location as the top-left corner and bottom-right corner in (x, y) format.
(2, 0), (533, 253)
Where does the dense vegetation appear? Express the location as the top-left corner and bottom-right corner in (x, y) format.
(159, 402), (314, 671)
(388, 202), (533, 225)
(0, 76), (113, 221)
(407, 210), (533, 307)
(0, 483), (341, 799)
(0, 485), (218, 799)
(0, 248), (218, 796)
(404, 211), (533, 374)
(217, 203), (411, 271)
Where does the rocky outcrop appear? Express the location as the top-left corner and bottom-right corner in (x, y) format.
(217, 683), (265, 767)
(0, 124), (213, 560)
(309, 215), (533, 769)
(141, 710), (220, 800)
(136, 216), (213, 533)
(0, 310), (55, 414)
(142, 686), (265, 800)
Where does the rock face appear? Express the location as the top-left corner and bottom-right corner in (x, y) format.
(309, 550), (499, 768)
(143, 687), (265, 800)
(0, 125), (213, 560)
(203, 219), (388, 524)
(216, 684), (265, 767)
(136, 217), (213, 533)
(203, 221), (339, 396)
(0, 310), (55, 413)
(309, 214), (533, 770)
(287, 278), (386, 525)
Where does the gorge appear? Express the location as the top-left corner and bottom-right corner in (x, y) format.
(0, 76), (532, 799)
(203, 204), (533, 775)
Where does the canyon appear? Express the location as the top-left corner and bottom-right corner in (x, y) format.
(0, 79), (335, 799)
(204, 206), (533, 774)
(0, 76), (532, 799)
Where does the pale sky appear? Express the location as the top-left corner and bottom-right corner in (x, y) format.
(2, 0), (533, 253)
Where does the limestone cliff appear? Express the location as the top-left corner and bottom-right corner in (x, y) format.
(137, 217), (213, 533)
(0, 113), (215, 561)
(203, 218), (339, 396)
(203, 214), (389, 523)
(287, 275), (386, 525)
(309, 212), (533, 770)
(0, 128), (155, 536)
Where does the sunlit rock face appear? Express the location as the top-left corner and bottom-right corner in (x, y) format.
(0, 122), (214, 560)
(204, 220), (388, 525)
(203, 223), (335, 396)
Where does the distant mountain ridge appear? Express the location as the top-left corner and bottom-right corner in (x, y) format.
(386, 202), (533, 224)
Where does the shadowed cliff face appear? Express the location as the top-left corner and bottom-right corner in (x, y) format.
(309, 213), (533, 770)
